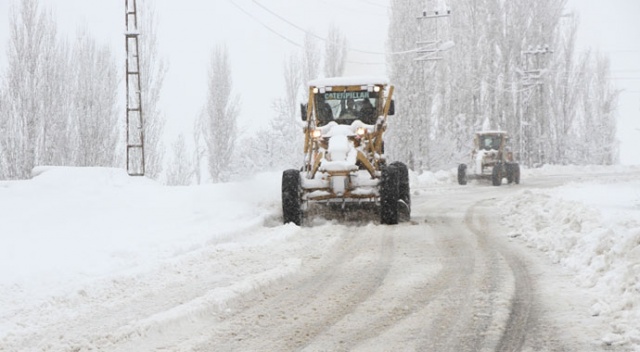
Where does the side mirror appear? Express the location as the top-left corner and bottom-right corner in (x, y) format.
(300, 103), (308, 121)
(388, 100), (395, 116)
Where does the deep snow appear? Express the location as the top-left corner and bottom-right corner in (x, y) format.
(1, 165), (639, 350)
(500, 166), (640, 347)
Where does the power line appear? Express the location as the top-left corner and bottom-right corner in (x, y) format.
(251, 0), (386, 56)
(227, 0), (302, 48)
(227, 0), (386, 65)
(250, 0), (426, 56)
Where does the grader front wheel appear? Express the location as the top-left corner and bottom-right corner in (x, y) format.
(282, 169), (302, 225)
(380, 165), (399, 225)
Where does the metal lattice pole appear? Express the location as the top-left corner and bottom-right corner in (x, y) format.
(125, 0), (145, 176)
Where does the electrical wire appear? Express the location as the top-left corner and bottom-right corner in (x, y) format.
(250, 0), (386, 55)
(227, 0), (387, 65)
(250, 0), (423, 56)
(227, 0), (302, 48)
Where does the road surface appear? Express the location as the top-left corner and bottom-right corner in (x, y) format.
(4, 171), (632, 351)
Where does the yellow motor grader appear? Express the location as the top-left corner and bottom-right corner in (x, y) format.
(457, 131), (521, 186)
(281, 77), (410, 225)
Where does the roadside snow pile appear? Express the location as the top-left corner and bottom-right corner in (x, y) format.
(0, 167), (282, 308)
(29, 166), (157, 188)
(411, 169), (456, 187)
(501, 180), (640, 347)
(526, 164), (640, 178)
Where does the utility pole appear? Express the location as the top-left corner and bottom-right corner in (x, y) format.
(520, 45), (552, 167)
(415, 8), (453, 62)
(125, 0), (145, 176)
(413, 3), (454, 170)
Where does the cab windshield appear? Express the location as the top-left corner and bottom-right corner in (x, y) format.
(480, 135), (502, 150)
(315, 90), (379, 125)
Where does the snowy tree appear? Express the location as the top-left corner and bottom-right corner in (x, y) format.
(387, 0), (618, 170)
(139, 0), (167, 180)
(70, 27), (120, 167)
(272, 53), (305, 168)
(235, 48), (311, 174)
(301, 31), (321, 87)
(39, 39), (73, 168)
(0, 0), (121, 178)
(387, 0), (431, 171)
(192, 115), (207, 184)
(547, 15), (587, 164)
(324, 24), (347, 77)
(246, 52), (305, 172)
(233, 132), (276, 175)
(244, 27), (332, 174)
(165, 133), (193, 186)
(235, 26), (329, 175)
(199, 44), (240, 183)
(575, 53), (619, 165)
(0, 0), (65, 178)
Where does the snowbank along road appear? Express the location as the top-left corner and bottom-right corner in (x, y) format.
(1, 167), (638, 351)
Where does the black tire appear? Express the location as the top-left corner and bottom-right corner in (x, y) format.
(492, 164), (502, 186)
(282, 169), (302, 225)
(506, 163), (514, 184)
(380, 165), (399, 225)
(513, 163), (521, 184)
(390, 161), (410, 222)
(457, 164), (467, 185)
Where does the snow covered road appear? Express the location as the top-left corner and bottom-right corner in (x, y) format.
(1, 166), (639, 351)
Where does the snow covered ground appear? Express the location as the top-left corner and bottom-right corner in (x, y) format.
(500, 165), (640, 348)
(1, 165), (639, 350)
(0, 166), (282, 307)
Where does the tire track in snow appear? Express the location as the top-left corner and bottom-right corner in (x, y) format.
(463, 198), (579, 352)
(192, 227), (395, 351)
(464, 200), (530, 351)
(306, 194), (514, 351)
(299, 223), (456, 350)
(411, 204), (508, 352)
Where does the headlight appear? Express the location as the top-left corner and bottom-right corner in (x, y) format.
(373, 86), (381, 92)
(311, 129), (322, 139)
(356, 127), (366, 136)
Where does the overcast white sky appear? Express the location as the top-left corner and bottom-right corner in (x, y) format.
(0, 0), (638, 164)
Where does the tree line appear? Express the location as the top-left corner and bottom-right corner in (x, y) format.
(171, 26), (348, 185)
(386, 0), (619, 171)
(0, 0), (166, 180)
(0, 0), (619, 183)
(0, 0), (347, 184)
(0, 0), (120, 179)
